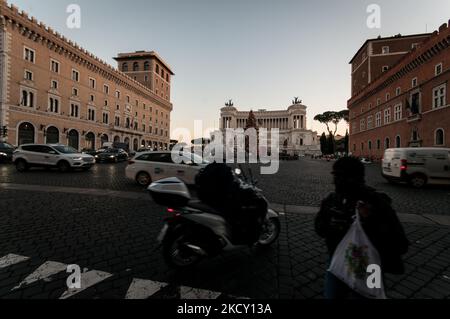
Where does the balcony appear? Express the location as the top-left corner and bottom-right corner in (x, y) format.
(407, 113), (422, 123)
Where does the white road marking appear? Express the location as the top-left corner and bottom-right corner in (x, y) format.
(125, 278), (168, 299)
(60, 270), (113, 299)
(179, 286), (222, 299)
(0, 254), (30, 269)
(12, 261), (67, 290)
(4, 253), (250, 299)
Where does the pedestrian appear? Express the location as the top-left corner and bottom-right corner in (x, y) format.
(315, 157), (409, 299)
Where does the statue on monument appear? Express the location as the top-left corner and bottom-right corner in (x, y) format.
(245, 110), (259, 129)
(292, 97), (302, 105)
(225, 99), (234, 107)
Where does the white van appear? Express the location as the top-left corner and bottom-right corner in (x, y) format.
(382, 148), (450, 188)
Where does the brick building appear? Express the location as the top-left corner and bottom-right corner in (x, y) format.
(0, 0), (173, 151)
(348, 21), (450, 159)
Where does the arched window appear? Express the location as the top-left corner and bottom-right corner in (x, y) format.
(85, 132), (95, 150)
(396, 135), (401, 148)
(144, 61), (150, 71)
(68, 130), (79, 150)
(101, 134), (109, 146)
(114, 136), (121, 143)
(133, 62), (139, 72)
(18, 122), (35, 145)
(46, 126), (59, 144)
(435, 129), (444, 146)
(385, 137), (390, 149)
(122, 63), (128, 72)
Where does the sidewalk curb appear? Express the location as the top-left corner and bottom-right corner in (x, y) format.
(270, 203), (450, 227)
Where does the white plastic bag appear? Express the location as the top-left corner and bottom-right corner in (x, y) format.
(328, 210), (387, 299)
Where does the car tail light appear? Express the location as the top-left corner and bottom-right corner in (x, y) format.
(400, 159), (408, 171)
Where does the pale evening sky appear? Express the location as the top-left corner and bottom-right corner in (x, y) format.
(9, 0), (450, 139)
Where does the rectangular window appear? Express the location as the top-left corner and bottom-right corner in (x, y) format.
(88, 109), (96, 121)
(433, 84), (446, 109)
(90, 94), (95, 102)
(360, 119), (365, 131)
(394, 104), (402, 121)
(367, 116), (373, 129)
(51, 80), (58, 90)
(72, 88), (78, 96)
(89, 78), (96, 89)
(115, 90), (121, 99)
(24, 47), (35, 63)
(103, 85), (109, 95)
(386, 93), (390, 101)
(384, 108), (391, 124)
(24, 70), (33, 81)
(48, 97), (59, 113)
(412, 77), (418, 88)
(50, 60), (60, 73)
(435, 63), (443, 76)
(382, 66), (389, 72)
(382, 46), (390, 54)
(20, 89), (35, 108)
(376, 98), (381, 106)
(102, 113), (109, 124)
(396, 87), (401, 96)
(115, 116), (120, 127)
(375, 112), (381, 127)
(70, 104), (79, 118)
(72, 69), (80, 82)
(126, 96), (130, 103)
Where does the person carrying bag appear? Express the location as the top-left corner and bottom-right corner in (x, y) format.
(315, 157), (409, 299)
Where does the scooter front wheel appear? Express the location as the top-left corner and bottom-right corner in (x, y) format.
(162, 230), (202, 269)
(257, 217), (280, 246)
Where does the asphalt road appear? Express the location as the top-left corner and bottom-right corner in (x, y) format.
(1, 158), (449, 216)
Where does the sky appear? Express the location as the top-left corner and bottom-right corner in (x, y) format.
(8, 0), (450, 139)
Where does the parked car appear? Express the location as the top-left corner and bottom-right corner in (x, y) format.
(81, 148), (101, 157)
(126, 151), (209, 186)
(95, 148), (129, 163)
(0, 142), (15, 163)
(13, 144), (95, 172)
(382, 148), (450, 188)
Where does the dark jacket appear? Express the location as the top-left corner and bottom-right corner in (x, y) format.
(315, 186), (409, 274)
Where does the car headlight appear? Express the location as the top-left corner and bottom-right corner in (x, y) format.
(72, 157), (83, 161)
(110, 155), (115, 158)
(0, 152), (6, 157)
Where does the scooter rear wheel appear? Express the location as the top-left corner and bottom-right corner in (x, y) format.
(257, 217), (280, 246)
(162, 230), (202, 269)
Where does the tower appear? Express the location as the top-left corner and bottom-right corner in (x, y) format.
(114, 51), (174, 102)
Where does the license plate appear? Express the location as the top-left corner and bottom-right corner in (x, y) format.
(157, 224), (169, 242)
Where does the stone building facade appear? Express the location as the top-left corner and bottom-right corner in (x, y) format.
(348, 21), (450, 159)
(0, 0), (173, 151)
(219, 102), (321, 156)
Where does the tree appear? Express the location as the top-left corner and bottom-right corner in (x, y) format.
(314, 110), (349, 154)
(320, 133), (328, 155)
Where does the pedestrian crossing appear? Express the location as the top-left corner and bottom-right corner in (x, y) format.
(0, 254), (248, 299)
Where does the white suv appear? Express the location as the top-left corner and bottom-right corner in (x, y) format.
(13, 144), (95, 172)
(126, 151), (209, 186)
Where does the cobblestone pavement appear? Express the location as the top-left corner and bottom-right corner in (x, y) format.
(1, 158), (449, 216)
(0, 189), (449, 299)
